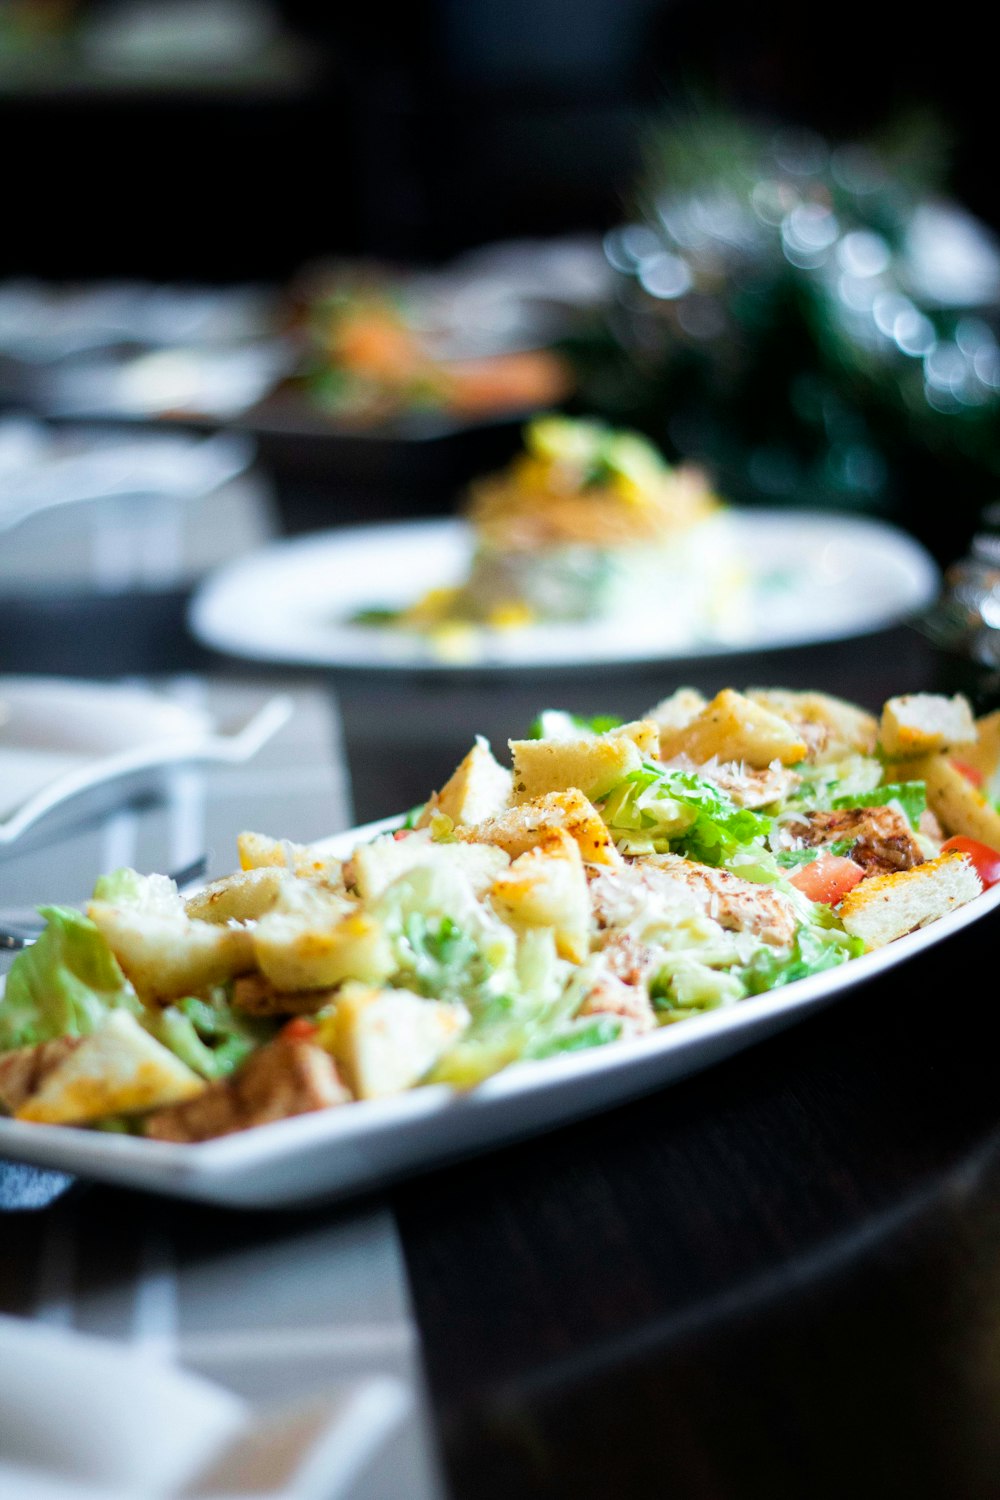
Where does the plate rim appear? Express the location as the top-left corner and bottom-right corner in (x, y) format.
(188, 512), (939, 672)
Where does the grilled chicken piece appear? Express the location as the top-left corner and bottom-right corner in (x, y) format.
(589, 856), (798, 947)
(0, 1037), (82, 1114)
(778, 805), (925, 876)
(694, 760), (800, 810)
(144, 1038), (349, 1143)
(231, 974), (336, 1018)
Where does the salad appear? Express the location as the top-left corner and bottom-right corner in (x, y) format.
(351, 416), (741, 646)
(2, 686), (998, 1143)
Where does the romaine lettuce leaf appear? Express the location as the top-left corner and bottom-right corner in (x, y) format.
(0, 906), (142, 1051)
(831, 781), (926, 830)
(737, 925), (863, 995)
(601, 765), (771, 864)
(152, 990), (274, 1081)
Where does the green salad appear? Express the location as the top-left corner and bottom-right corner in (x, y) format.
(1, 686), (993, 1142)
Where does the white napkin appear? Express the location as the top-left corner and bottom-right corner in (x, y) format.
(0, 1315), (408, 1500)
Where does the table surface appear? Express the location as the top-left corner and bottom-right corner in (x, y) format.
(2, 582), (998, 1498)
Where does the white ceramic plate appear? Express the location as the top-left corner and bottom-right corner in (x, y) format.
(189, 513), (938, 670)
(2, 815), (998, 1208)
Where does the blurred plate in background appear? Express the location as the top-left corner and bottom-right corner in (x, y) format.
(189, 511), (939, 671)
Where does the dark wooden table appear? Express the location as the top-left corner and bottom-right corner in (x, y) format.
(3, 595), (998, 1498)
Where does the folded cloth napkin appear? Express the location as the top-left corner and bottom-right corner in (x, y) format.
(0, 1314), (408, 1500)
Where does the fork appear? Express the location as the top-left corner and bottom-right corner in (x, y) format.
(0, 854), (208, 952)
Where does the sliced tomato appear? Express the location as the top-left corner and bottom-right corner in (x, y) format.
(951, 759), (985, 789)
(393, 828), (415, 841)
(281, 1016), (320, 1042)
(789, 853), (865, 906)
(941, 835), (1000, 887)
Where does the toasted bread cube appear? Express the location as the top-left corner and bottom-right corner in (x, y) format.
(145, 1038), (349, 1142)
(463, 789), (621, 866)
(746, 689), (878, 762)
(880, 694), (976, 758)
(253, 894), (394, 992)
(184, 867), (284, 925)
(616, 719), (662, 758)
(644, 687), (707, 747)
(87, 900), (255, 1005)
(909, 752), (1000, 849)
(16, 1012), (204, 1125)
(237, 831), (344, 887)
(658, 689), (808, 767)
(416, 736), (512, 829)
(352, 830), (508, 902)
(0, 1037), (83, 1114)
(839, 851), (981, 949)
(328, 983), (470, 1099)
(951, 709), (1000, 786)
(509, 734), (642, 804)
(490, 831), (592, 962)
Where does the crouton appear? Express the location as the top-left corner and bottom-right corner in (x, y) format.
(490, 830), (592, 962)
(351, 830), (508, 902)
(144, 1038), (349, 1142)
(0, 1036), (82, 1115)
(253, 897), (394, 992)
(839, 851), (982, 949)
(746, 689), (878, 762)
(949, 709), (1000, 786)
(879, 694), (976, 759)
(325, 984), (469, 1099)
(646, 687), (707, 727)
(416, 736), (512, 829)
(237, 831), (345, 887)
(184, 867), (284, 925)
(16, 1012), (204, 1125)
(656, 689), (808, 768)
(509, 733), (642, 804)
(462, 788), (621, 866)
(910, 752), (1000, 849)
(616, 719), (662, 758)
(88, 894), (255, 1006)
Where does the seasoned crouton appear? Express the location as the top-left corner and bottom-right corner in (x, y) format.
(16, 1012), (204, 1125)
(509, 733), (642, 804)
(949, 708), (1000, 785)
(0, 1036), (82, 1115)
(746, 689), (878, 762)
(645, 688), (707, 755)
(657, 690), (808, 768)
(253, 898), (394, 992)
(325, 984), (469, 1099)
(462, 789), (621, 866)
(839, 851), (981, 949)
(616, 719), (662, 758)
(910, 752), (1000, 849)
(145, 1038), (349, 1142)
(490, 829), (592, 962)
(880, 694), (976, 758)
(184, 867), (284, 925)
(416, 736), (512, 829)
(351, 830), (508, 902)
(778, 805), (925, 876)
(88, 891), (255, 1006)
(237, 831), (345, 888)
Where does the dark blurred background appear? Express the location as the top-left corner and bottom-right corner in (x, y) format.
(3, 0), (997, 278)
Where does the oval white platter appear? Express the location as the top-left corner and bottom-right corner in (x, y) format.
(189, 513), (938, 671)
(2, 815), (998, 1209)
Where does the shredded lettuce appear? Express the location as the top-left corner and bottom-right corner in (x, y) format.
(737, 925), (864, 995)
(0, 906), (143, 1050)
(153, 990), (275, 1081)
(601, 765), (770, 864)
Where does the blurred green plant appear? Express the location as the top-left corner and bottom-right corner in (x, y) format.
(566, 107), (1000, 560)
